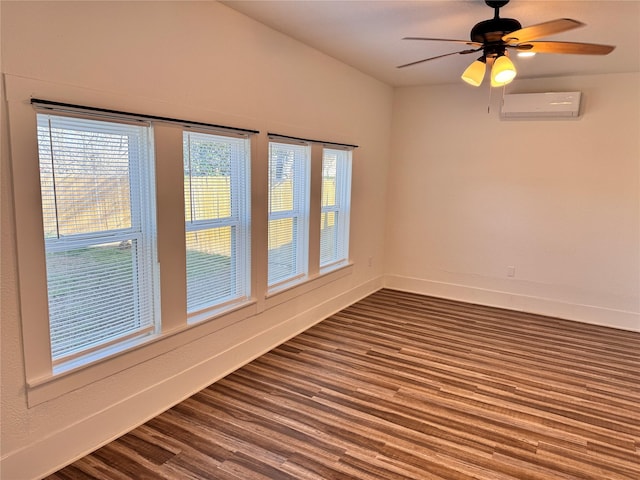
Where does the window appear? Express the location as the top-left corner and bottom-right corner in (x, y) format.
(183, 131), (251, 316)
(17, 95), (355, 403)
(11, 97), (268, 403)
(36, 114), (159, 364)
(268, 141), (310, 288)
(320, 148), (352, 269)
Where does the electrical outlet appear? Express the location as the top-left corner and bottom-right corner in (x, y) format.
(507, 266), (515, 277)
(368, 257), (374, 267)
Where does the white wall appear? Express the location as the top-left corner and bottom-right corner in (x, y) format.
(0, 2), (392, 478)
(386, 73), (640, 331)
(3, 2), (638, 478)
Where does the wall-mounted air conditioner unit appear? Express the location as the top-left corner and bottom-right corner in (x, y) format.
(501, 92), (582, 119)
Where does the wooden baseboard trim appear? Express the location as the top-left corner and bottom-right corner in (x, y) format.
(384, 274), (639, 332)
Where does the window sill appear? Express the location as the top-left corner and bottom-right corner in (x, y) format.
(26, 299), (257, 407)
(265, 262), (353, 310)
(187, 296), (254, 325)
(320, 259), (351, 276)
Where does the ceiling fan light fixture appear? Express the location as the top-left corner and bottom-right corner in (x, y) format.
(461, 57), (487, 86)
(491, 54), (516, 86)
(398, 0), (616, 87)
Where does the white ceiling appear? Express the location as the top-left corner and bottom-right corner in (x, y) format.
(221, 0), (640, 87)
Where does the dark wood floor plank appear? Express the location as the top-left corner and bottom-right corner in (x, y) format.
(46, 289), (640, 479)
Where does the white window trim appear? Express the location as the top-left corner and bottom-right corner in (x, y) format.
(267, 140), (311, 291)
(7, 79), (356, 407)
(36, 113), (161, 366)
(320, 148), (352, 272)
(6, 86), (260, 406)
(183, 131), (252, 320)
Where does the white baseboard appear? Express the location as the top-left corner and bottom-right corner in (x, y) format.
(1, 276), (384, 480)
(384, 274), (640, 332)
(7, 272), (635, 480)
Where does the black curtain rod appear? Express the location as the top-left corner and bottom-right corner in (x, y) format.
(31, 98), (260, 135)
(268, 132), (358, 149)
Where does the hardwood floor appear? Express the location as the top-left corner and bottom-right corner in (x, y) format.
(47, 289), (640, 480)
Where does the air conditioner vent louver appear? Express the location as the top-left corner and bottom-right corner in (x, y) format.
(501, 92), (582, 119)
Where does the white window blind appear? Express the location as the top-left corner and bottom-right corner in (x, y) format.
(183, 131), (250, 314)
(268, 141), (310, 287)
(320, 148), (352, 268)
(36, 114), (158, 363)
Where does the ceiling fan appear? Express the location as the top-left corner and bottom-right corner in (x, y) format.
(397, 0), (615, 87)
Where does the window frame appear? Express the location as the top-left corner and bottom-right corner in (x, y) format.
(182, 129), (251, 320)
(267, 139), (311, 291)
(7, 94), (260, 406)
(319, 147), (352, 271)
(35, 112), (161, 368)
(8, 90), (355, 407)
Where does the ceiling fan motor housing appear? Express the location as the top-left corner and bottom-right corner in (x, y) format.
(470, 17), (522, 45)
(485, 0), (510, 9)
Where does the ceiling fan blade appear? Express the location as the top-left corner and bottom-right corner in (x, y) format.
(503, 18), (584, 43)
(397, 49), (479, 69)
(403, 37), (483, 48)
(517, 41), (615, 55)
